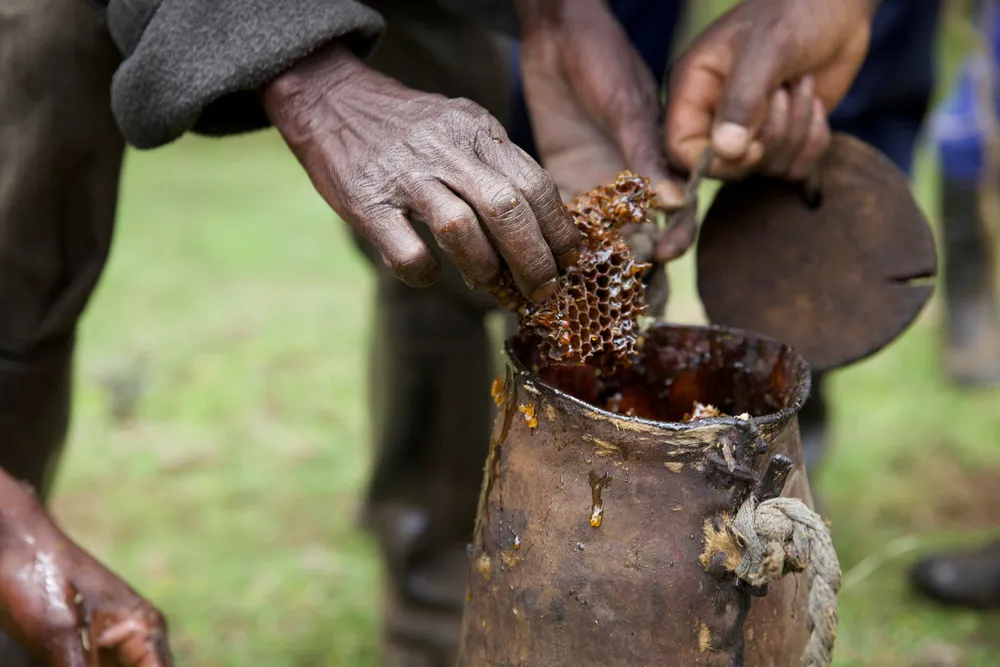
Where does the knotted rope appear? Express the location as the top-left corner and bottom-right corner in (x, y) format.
(725, 496), (842, 667)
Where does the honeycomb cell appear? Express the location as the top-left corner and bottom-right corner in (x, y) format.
(488, 171), (655, 369)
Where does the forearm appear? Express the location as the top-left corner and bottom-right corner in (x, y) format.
(98, 0), (386, 149)
(261, 40), (366, 127)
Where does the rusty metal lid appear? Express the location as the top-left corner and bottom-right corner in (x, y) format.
(695, 133), (938, 372)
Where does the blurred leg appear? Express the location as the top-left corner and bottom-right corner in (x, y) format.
(362, 255), (497, 666)
(803, 0), (944, 477)
(909, 6), (1000, 606)
(0, 0), (125, 664)
(357, 3), (510, 665)
(930, 11), (1000, 386)
(938, 174), (1000, 384)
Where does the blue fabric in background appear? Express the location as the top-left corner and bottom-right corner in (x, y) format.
(930, 1), (1000, 181)
(505, 0), (942, 178)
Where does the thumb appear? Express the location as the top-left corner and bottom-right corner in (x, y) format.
(712, 36), (785, 161)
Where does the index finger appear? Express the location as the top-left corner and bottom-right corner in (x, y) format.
(665, 19), (774, 179)
(498, 145), (583, 269)
(447, 162), (562, 304)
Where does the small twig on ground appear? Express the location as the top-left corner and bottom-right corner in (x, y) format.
(840, 534), (923, 592)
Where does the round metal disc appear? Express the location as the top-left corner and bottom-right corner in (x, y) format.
(696, 133), (938, 372)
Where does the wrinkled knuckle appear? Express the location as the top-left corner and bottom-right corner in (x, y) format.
(486, 185), (523, 222)
(436, 209), (478, 245)
(519, 166), (557, 202)
(388, 245), (433, 276)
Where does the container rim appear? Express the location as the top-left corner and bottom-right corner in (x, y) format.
(503, 322), (812, 432)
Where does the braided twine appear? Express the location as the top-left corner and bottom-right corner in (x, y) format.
(721, 496), (842, 667)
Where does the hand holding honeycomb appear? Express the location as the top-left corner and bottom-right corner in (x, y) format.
(490, 171), (656, 368)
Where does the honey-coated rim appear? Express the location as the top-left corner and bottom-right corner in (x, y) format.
(504, 322), (812, 434)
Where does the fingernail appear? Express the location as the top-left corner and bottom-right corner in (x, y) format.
(712, 123), (751, 159)
(531, 278), (559, 304)
(654, 180), (686, 209)
(558, 248), (581, 269)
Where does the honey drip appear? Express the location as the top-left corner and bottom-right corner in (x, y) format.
(588, 470), (612, 528)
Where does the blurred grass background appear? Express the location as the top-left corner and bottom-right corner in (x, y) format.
(49, 1), (1000, 666)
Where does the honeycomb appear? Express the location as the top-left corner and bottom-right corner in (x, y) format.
(491, 171), (656, 368)
(682, 402), (724, 421)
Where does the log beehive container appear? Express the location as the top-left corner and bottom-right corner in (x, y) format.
(459, 323), (816, 666)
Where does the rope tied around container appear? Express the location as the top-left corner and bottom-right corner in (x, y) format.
(729, 496), (842, 667)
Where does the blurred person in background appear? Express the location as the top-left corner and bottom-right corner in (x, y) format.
(909, 0), (1000, 610)
(0, 0), (941, 665)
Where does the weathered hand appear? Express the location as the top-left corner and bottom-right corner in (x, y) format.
(517, 0), (693, 265)
(665, 0), (875, 181)
(517, 0), (682, 203)
(262, 41), (582, 304)
(0, 474), (172, 667)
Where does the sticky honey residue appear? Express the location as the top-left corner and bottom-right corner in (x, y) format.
(477, 554), (492, 582)
(500, 550), (521, 569)
(682, 402), (725, 421)
(490, 171), (656, 370)
(490, 376), (505, 406)
(588, 470), (612, 528)
(698, 622), (712, 652)
(590, 506), (603, 528)
(519, 404), (538, 429)
(698, 515), (742, 572)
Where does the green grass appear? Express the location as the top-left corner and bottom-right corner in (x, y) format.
(45, 5), (1000, 666)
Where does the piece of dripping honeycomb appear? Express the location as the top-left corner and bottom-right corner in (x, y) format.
(682, 402), (725, 422)
(491, 171), (655, 368)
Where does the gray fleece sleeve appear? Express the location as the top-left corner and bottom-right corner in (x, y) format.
(104, 0), (386, 149)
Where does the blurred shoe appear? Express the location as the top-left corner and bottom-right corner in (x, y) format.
(381, 542), (468, 667)
(364, 502), (469, 667)
(909, 539), (1000, 609)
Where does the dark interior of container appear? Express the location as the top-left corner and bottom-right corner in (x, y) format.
(511, 325), (809, 423)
